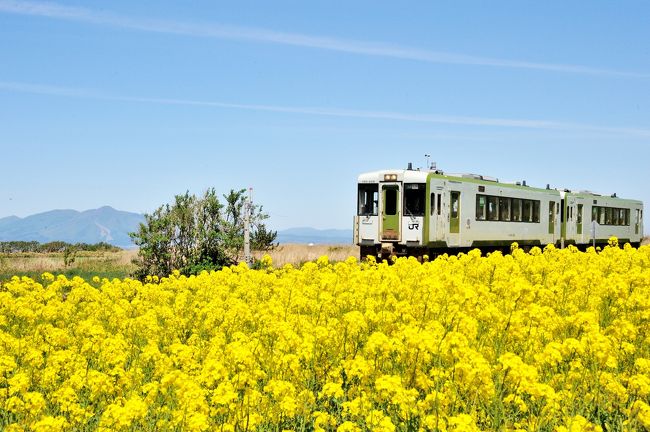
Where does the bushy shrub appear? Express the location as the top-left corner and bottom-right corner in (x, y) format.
(129, 188), (276, 279)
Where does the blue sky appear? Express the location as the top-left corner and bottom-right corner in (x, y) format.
(1, 0), (649, 230)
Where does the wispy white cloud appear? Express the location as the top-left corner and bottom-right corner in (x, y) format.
(0, 80), (96, 97)
(0, 0), (648, 78)
(1, 80), (649, 138)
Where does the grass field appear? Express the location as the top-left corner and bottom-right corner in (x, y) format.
(0, 249), (138, 282)
(257, 244), (358, 266)
(0, 245), (360, 281)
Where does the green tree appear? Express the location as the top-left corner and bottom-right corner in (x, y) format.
(129, 188), (276, 280)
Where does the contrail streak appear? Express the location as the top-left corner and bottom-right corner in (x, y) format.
(1, 80), (649, 138)
(0, 0), (648, 78)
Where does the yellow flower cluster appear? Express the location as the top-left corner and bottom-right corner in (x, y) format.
(1, 241), (650, 431)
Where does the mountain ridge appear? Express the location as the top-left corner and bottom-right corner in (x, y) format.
(0, 207), (145, 248)
(0, 208), (353, 247)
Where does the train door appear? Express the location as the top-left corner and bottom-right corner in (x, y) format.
(381, 183), (400, 241)
(560, 198), (569, 239)
(577, 204), (584, 236)
(428, 189), (437, 242)
(447, 191), (461, 247)
(563, 196), (577, 243)
(548, 201), (556, 236)
(639, 209), (643, 235)
(435, 187), (445, 242)
(450, 191), (460, 234)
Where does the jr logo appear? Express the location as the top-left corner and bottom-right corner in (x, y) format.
(408, 223), (419, 230)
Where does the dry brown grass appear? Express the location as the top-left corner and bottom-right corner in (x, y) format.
(1, 246), (359, 279)
(643, 236), (650, 246)
(0, 250), (137, 279)
(256, 244), (359, 267)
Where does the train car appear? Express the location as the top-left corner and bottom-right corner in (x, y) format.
(561, 191), (644, 246)
(354, 165), (644, 259)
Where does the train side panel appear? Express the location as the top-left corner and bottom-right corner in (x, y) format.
(563, 193), (643, 246)
(426, 175), (561, 249)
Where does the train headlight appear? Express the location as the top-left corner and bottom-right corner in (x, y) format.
(384, 174), (398, 181)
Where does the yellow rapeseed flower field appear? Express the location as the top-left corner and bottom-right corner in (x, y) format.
(1, 239), (650, 431)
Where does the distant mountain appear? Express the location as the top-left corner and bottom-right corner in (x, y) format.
(0, 207), (353, 248)
(276, 227), (353, 245)
(0, 206), (145, 248)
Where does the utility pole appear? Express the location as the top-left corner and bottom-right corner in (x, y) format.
(243, 187), (252, 267)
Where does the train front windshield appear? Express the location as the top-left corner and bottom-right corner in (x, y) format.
(404, 183), (426, 216)
(358, 184), (378, 216)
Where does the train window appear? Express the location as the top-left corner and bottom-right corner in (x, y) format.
(487, 196), (499, 221)
(358, 184), (378, 216)
(476, 195), (487, 220)
(577, 204), (583, 224)
(499, 197), (511, 221)
(450, 192), (460, 219)
(475, 195), (540, 223)
(404, 183), (426, 216)
(437, 194), (441, 215)
(592, 207), (597, 222)
(512, 199), (522, 222)
(605, 208), (612, 225)
(599, 207), (605, 225)
(430, 193), (435, 216)
(385, 187), (397, 216)
(625, 209), (630, 226)
(561, 199), (565, 223)
(523, 200), (532, 222)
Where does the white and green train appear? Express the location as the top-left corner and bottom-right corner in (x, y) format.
(354, 166), (644, 259)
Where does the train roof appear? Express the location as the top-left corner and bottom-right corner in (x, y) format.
(358, 168), (554, 194)
(358, 168), (642, 203)
(563, 190), (642, 205)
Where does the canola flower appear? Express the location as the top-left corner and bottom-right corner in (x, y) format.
(1, 239), (650, 431)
